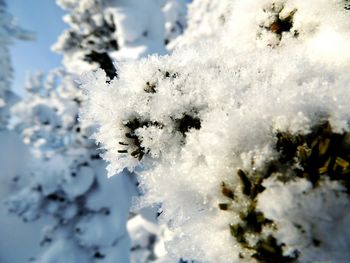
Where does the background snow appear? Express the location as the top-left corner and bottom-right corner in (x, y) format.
(2, 0), (190, 262)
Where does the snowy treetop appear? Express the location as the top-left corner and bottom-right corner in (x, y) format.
(0, 0), (33, 127)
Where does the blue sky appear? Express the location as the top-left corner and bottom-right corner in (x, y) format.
(8, 0), (67, 95)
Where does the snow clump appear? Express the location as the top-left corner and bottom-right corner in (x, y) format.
(81, 0), (350, 262)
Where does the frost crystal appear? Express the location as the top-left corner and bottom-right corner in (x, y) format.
(82, 0), (350, 262)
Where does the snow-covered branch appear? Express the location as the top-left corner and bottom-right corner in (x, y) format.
(81, 1), (350, 262)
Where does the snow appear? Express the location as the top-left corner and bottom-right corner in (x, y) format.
(169, 0), (231, 49)
(82, 0), (350, 262)
(6, 0), (188, 261)
(0, 131), (43, 263)
(0, 1), (40, 262)
(258, 177), (350, 262)
(3, 0), (350, 262)
(8, 68), (137, 262)
(162, 0), (188, 45)
(0, 0), (33, 127)
(128, 214), (168, 263)
(54, 0), (177, 73)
